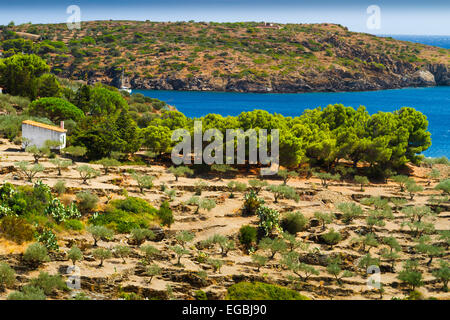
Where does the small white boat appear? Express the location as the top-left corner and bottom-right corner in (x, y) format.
(120, 68), (132, 94)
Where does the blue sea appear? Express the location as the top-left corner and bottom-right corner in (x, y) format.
(133, 36), (450, 158)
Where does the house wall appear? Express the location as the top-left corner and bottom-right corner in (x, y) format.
(21, 124), (66, 150)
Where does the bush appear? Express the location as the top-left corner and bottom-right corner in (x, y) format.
(194, 290), (207, 300)
(0, 216), (35, 244)
(238, 225), (258, 248)
(35, 228), (59, 251)
(90, 197), (157, 233)
(131, 228), (155, 245)
(280, 211), (308, 234)
(7, 285), (46, 300)
(226, 282), (309, 300)
(23, 243), (50, 265)
(44, 198), (81, 223)
(29, 272), (68, 295)
(242, 190), (265, 216)
(157, 201), (174, 228)
(0, 262), (16, 290)
(256, 206), (280, 236)
(64, 219), (84, 231)
(322, 228), (342, 247)
(76, 190), (99, 213)
(53, 180), (66, 195)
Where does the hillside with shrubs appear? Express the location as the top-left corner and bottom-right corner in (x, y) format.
(0, 50), (448, 301)
(1, 21), (449, 92)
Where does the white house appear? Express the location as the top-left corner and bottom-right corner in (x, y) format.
(22, 120), (67, 150)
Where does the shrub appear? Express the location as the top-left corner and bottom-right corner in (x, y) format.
(44, 198), (81, 223)
(0, 216), (34, 244)
(157, 201), (174, 228)
(322, 228), (342, 247)
(131, 228), (155, 245)
(29, 272), (68, 295)
(194, 290), (207, 300)
(140, 245), (160, 263)
(64, 219), (84, 231)
(280, 211), (308, 234)
(336, 202), (363, 224)
(23, 243), (50, 265)
(0, 262), (16, 290)
(7, 285), (46, 300)
(238, 225), (258, 248)
(76, 190), (99, 213)
(226, 282), (309, 300)
(256, 206), (280, 236)
(53, 180), (66, 195)
(35, 228), (59, 251)
(242, 190), (264, 216)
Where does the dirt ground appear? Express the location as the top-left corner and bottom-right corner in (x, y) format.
(0, 138), (449, 300)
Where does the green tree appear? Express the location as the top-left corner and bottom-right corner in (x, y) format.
(326, 256), (353, 285)
(251, 254), (268, 272)
(93, 248), (112, 267)
(96, 158), (120, 175)
(175, 230), (195, 249)
(313, 211), (335, 230)
(15, 161), (44, 182)
(115, 108), (141, 155)
(397, 260), (423, 291)
(0, 53), (50, 99)
(169, 245), (190, 266)
(277, 169), (299, 185)
(146, 264), (161, 283)
(259, 237), (287, 260)
(25, 145), (50, 164)
(29, 97), (84, 123)
(87, 225), (114, 246)
(405, 180), (423, 200)
(432, 260), (450, 292)
(50, 158), (72, 176)
(131, 172), (154, 193)
(67, 246), (83, 265)
(354, 175), (369, 191)
(227, 181), (247, 198)
(168, 166), (193, 181)
(37, 73), (61, 98)
(114, 245), (131, 263)
(141, 125), (172, 157)
(76, 165), (99, 184)
(267, 184), (300, 203)
(336, 202), (363, 224)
